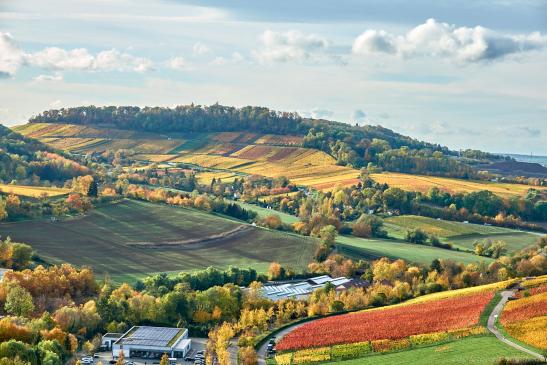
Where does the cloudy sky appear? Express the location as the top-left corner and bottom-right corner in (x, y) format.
(1, 0), (547, 154)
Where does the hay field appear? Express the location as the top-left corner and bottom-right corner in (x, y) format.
(0, 184), (70, 198)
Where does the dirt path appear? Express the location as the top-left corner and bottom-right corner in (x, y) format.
(487, 289), (545, 360)
(128, 224), (254, 248)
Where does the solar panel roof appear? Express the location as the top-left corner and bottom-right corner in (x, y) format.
(118, 327), (184, 348)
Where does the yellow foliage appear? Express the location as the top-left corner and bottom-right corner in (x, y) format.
(292, 347), (331, 364)
(505, 316), (547, 350)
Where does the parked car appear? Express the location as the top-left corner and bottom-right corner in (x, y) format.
(93, 354), (100, 359)
(108, 360), (116, 364)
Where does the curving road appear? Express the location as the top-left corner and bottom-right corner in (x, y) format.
(257, 322), (309, 365)
(487, 289), (545, 361)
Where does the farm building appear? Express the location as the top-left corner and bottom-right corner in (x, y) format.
(112, 326), (191, 359)
(261, 275), (369, 301)
(101, 333), (123, 350)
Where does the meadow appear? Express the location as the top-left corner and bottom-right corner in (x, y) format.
(336, 235), (491, 265)
(235, 202), (300, 224)
(0, 184), (70, 198)
(320, 336), (531, 365)
(0, 199), (318, 283)
(384, 215), (539, 253)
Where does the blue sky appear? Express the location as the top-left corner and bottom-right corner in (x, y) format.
(1, 0), (546, 154)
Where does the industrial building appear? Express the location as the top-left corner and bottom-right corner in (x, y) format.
(261, 275), (369, 301)
(110, 326), (191, 359)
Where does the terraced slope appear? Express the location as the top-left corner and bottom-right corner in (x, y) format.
(13, 123), (545, 196)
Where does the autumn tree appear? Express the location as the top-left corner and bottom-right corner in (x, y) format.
(160, 353), (169, 365)
(267, 262), (284, 281)
(238, 346), (257, 365)
(4, 284), (35, 317)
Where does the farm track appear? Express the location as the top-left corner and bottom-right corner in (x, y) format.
(128, 224), (254, 248)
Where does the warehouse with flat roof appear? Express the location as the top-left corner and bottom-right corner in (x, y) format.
(112, 326), (191, 359)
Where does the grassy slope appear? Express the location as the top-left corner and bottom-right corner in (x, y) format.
(385, 215), (539, 253)
(336, 235), (492, 265)
(0, 199), (317, 283)
(235, 202), (299, 224)
(323, 336), (531, 365)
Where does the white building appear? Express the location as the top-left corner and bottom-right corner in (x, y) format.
(112, 326), (191, 359)
(261, 275), (368, 301)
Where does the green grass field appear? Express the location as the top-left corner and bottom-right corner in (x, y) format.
(235, 202), (299, 224)
(0, 199), (318, 283)
(323, 336), (532, 365)
(385, 215), (539, 253)
(336, 235), (493, 265)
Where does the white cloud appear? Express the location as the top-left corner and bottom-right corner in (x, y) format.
(210, 52), (245, 66)
(253, 30), (330, 63)
(352, 18), (547, 63)
(192, 42), (212, 56)
(26, 47), (153, 72)
(34, 72), (63, 82)
(168, 56), (188, 70)
(0, 32), (153, 76)
(0, 32), (24, 77)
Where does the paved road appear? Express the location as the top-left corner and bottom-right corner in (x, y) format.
(257, 322), (309, 365)
(487, 289), (545, 361)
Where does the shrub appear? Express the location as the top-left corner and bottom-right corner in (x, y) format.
(331, 342), (372, 360)
(405, 228), (428, 244)
(371, 338), (411, 352)
(292, 347), (331, 364)
(409, 331), (449, 346)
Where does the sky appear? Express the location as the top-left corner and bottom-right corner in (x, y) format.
(1, 0), (547, 154)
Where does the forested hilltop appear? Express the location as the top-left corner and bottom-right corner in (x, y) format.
(30, 104), (504, 178)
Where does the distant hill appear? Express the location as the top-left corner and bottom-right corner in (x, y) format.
(479, 160), (547, 178)
(28, 104), (489, 178)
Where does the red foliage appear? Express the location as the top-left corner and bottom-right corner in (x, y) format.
(277, 291), (494, 351)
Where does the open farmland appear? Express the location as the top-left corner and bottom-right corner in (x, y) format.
(320, 336), (531, 365)
(384, 215), (539, 253)
(336, 235), (491, 265)
(0, 184), (70, 198)
(0, 199), (318, 283)
(370, 172), (546, 198)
